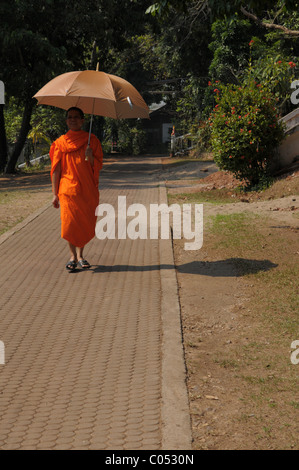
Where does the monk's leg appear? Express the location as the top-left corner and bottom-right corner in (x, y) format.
(77, 246), (91, 268)
(77, 246), (84, 259)
(65, 242), (78, 270)
(68, 242), (77, 262)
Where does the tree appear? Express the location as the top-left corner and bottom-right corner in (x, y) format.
(146, 0), (298, 128)
(0, 0), (156, 172)
(0, 104), (7, 172)
(0, 0), (103, 172)
(208, 16), (261, 84)
(147, 0), (299, 36)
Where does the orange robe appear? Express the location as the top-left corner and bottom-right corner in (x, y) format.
(50, 129), (103, 247)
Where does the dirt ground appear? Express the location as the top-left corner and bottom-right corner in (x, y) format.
(162, 158), (299, 450)
(0, 168), (52, 235)
(1, 159), (299, 450)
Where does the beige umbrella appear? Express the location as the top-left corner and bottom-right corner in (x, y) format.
(33, 68), (150, 150)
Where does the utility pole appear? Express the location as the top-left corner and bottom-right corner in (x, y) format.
(170, 125), (176, 157)
(0, 81), (8, 172)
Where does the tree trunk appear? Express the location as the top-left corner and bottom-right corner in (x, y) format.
(0, 104), (8, 172)
(89, 40), (99, 70)
(5, 100), (34, 174)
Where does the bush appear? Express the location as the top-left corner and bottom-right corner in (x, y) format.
(209, 80), (285, 187)
(193, 120), (212, 154)
(131, 127), (147, 155)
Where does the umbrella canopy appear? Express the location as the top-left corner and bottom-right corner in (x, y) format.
(33, 70), (149, 120)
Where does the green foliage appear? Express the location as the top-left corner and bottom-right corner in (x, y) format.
(4, 99), (66, 145)
(3, 99), (23, 143)
(209, 17), (259, 84)
(1, 0), (298, 171)
(207, 0), (298, 18)
(0, 0), (102, 101)
(145, 0), (186, 17)
(244, 41), (297, 114)
(146, 0), (299, 20)
(193, 120), (213, 153)
(175, 76), (205, 129)
(103, 119), (147, 156)
(209, 80), (285, 187)
(27, 123), (51, 158)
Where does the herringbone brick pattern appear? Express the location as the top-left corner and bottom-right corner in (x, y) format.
(0, 157), (189, 450)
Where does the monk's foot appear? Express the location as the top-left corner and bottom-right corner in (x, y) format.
(66, 260), (77, 271)
(78, 259), (91, 269)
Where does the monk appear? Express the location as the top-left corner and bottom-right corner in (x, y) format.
(50, 107), (103, 271)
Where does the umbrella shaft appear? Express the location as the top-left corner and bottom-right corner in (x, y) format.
(88, 98), (96, 145)
(88, 114), (93, 145)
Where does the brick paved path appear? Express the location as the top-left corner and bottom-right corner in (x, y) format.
(0, 156), (191, 450)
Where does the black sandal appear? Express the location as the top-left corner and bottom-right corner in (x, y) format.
(66, 260), (77, 271)
(78, 259), (91, 269)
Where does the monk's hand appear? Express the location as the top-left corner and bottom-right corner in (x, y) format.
(52, 195), (60, 209)
(85, 145), (94, 164)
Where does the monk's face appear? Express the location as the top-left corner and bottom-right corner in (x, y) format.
(66, 110), (84, 131)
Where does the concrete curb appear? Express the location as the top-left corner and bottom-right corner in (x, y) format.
(159, 182), (192, 450)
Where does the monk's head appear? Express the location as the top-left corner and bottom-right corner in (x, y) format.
(66, 107), (84, 131)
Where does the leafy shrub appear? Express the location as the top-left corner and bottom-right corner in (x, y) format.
(244, 44), (297, 115)
(117, 126), (146, 155)
(131, 127), (147, 155)
(209, 80), (285, 187)
(193, 120), (212, 154)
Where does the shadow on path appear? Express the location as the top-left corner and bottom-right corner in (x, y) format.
(68, 258), (278, 277)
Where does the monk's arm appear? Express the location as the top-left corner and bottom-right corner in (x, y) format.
(52, 161), (61, 208)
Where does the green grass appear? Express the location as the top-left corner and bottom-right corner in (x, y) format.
(168, 189), (238, 205)
(207, 212), (267, 253)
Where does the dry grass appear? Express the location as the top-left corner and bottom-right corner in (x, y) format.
(168, 162), (299, 449)
(0, 166), (52, 235)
